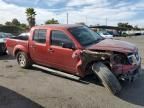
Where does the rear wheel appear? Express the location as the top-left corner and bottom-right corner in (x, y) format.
(92, 62), (122, 95)
(16, 52), (32, 68)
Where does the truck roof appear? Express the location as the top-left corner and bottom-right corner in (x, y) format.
(33, 24), (83, 29)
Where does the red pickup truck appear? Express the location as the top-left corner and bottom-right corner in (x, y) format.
(6, 24), (141, 94)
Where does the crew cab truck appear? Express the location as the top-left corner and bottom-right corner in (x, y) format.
(6, 24), (141, 94)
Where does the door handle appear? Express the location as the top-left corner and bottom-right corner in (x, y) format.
(31, 45), (36, 48)
(48, 48), (54, 53)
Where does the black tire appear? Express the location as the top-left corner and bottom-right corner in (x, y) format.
(92, 62), (122, 95)
(16, 51), (32, 68)
(0, 46), (7, 55)
(2, 49), (7, 55)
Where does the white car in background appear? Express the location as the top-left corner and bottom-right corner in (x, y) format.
(11, 32), (30, 41)
(19, 32), (30, 37)
(98, 31), (113, 39)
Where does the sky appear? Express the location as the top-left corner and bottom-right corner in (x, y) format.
(0, 0), (144, 27)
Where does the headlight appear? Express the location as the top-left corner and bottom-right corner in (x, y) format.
(128, 53), (140, 65)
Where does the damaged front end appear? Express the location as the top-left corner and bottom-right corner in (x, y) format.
(77, 49), (141, 82)
(117, 52), (141, 82)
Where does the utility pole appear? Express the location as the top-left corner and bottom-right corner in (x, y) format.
(106, 17), (107, 26)
(85, 16), (87, 25)
(67, 12), (69, 24)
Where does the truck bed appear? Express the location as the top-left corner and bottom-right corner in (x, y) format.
(6, 37), (28, 56)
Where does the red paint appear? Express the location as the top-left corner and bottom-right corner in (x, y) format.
(87, 39), (137, 53)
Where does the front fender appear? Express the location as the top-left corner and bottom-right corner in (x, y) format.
(75, 50), (111, 77)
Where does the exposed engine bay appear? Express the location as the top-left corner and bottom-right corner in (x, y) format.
(79, 50), (141, 81)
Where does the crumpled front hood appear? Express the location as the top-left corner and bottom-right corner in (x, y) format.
(86, 39), (137, 53)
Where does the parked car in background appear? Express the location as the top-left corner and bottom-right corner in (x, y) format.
(107, 31), (120, 37)
(19, 33), (30, 37)
(98, 31), (113, 39)
(11, 33), (30, 41)
(0, 32), (15, 54)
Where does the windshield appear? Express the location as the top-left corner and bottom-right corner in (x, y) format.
(69, 26), (104, 47)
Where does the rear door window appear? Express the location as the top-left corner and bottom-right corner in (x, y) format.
(51, 30), (73, 46)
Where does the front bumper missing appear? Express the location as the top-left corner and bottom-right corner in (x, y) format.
(119, 51), (142, 82)
(119, 66), (141, 82)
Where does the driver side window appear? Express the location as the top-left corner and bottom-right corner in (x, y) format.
(51, 30), (74, 47)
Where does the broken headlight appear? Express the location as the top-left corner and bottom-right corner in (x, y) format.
(128, 52), (140, 65)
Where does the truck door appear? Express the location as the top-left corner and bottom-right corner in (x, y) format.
(47, 30), (79, 74)
(30, 29), (48, 64)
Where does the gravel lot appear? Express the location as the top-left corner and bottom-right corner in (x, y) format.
(0, 36), (144, 108)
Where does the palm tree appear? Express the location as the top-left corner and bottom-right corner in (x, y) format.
(25, 8), (36, 28)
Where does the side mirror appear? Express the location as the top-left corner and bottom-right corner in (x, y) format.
(62, 43), (75, 50)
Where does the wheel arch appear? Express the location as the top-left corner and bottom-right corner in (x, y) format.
(13, 45), (28, 57)
(84, 59), (111, 74)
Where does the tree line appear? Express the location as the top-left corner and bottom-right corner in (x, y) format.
(117, 22), (140, 31)
(0, 8), (59, 31)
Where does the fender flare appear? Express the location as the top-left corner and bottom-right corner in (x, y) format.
(13, 45), (28, 56)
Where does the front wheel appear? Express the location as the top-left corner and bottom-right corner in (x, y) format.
(92, 62), (122, 95)
(16, 52), (32, 68)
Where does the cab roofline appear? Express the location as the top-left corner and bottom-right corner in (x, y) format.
(33, 24), (83, 29)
